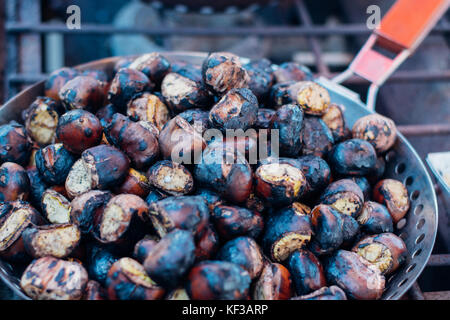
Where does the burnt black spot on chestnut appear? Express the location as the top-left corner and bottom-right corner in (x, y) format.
(270, 104), (304, 157)
(352, 114), (397, 154)
(308, 204), (344, 256)
(262, 203), (312, 262)
(178, 108), (211, 134)
(133, 237), (158, 264)
(357, 201), (393, 234)
(96, 104), (118, 128)
(194, 225), (220, 262)
(244, 58), (274, 102)
(129, 53), (171, 86)
(45, 67), (79, 101)
(211, 205), (263, 241)
(349, 176), (371, 201)
(320, 179), (364, 218)
(339, 213), (360, 247)
(329, 139), (377, 176)
(297, 155), (331, 198)
(84, 128), (93, 137)
(26, 168), (48, 210)
(0, 122), (31, 166)
(35, 143), (76, 185)
(186, 260), (251, 300)
(291, 285), (347, 300)
(255, 108), (275, 129)
(273, 62), (312, 83)
(301, 116), (334, 158)
(0, 162), (30, 202)
(143, 229), (195, 289)
(86, 243), (119, 286)
(287, 249), (326, 295)
(373, 179), (410, 223)
(70, 190), (112, 234)
(59, 75), (106, 112)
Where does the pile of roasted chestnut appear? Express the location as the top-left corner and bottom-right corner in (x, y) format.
(0, 52), (410, 300)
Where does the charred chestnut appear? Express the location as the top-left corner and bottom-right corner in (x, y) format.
(217, 236), (264, 280)
(65, 159), (92, 198)
(70, 190), (112, 234)
(178, 108), (211, 135)
(320, 179), (364, 218)
(194, 225), (220, 261)
(262, 203), (312, 262)
(127, 93), (170, 130)
(255, 108), (275, 130)
(296, 81), (330, 116)
(329, 139), (377, 176)
(273, 62), (312, 83)
(309, 204), (343, 255)
(368, 156), (386, 185)
(301, 116), (334, 158)
(297, 155), (331, 198)
(270, 104), (304, 157)
(270, 81), (304, 107)
(56, 109), (103, 154)
(147, 160), (194, 196)
(106, 257), (165, 300)
(244, 59), (274, 101)
(321, 103), (347, 143)
(95, 103), (118, 128)
(24, 96), (60, 146)
(108, 68), (153, 110)
(45, 67), (79, 101)
(41, 189), (72, 224)
(133, 237), (158, 264)
(22, 224), (81, 258)
(20, 256), (88, 300)
(211, 205), (263, 240)
(86, 243), (119, 286)
(209, 88), (258, 132)
(161, 72), (212, 113)
(113, 168), (150, 198)
(194, 145), (252, 204)
(373, 179), (410, 223)
(148, 195), (209, 239)
(129, 52), (171, 85)
(143, 229), (195, 289)
(350, 176), (371, 201)
(353, 233), (407, 275)
(26, 168), (48, 210)
(0, 162), (30, 202)
(325, 250), (385, 300)
(253, 262), (293, 300)
(145, 187), (168, 206)
(352, 114), (397, 154)
(105, 113), (159, 169)
(59, 75), (105, 111)
(357, 201), (394, 234)
(195, 188), (223, 211)
(113, 57), (133, 74)
(291, 285), (347, 300)
(187, 261), (251, 300)
(340, 213), (360, 246)
(287, 249), (326, 295)
(202, 52), (249, 95)
(0, 121), (31, 166)
(35, 143), (76, 185)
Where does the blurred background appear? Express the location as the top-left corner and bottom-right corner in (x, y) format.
(0, 0), (449, 299)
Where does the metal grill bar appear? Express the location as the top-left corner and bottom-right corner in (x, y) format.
(427, 254), (450, 267)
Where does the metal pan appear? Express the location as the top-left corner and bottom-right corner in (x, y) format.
(0, 51), (439, 300)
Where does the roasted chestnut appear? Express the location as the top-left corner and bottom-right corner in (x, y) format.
(178, 108), (211, 135)
(129, 52), (171, 85)
(24, 96), (60, 146)
(194, 145), (252, 204)
(133, 237), (158, 264)
(202, 52), (249, 95)
(104, 113), (159, 169)
(148, 195), (209, 239)
(350, 176), (371, 201)
(22, 223), (81, 258)
(113, 57), (134, 74)
(329, 139), (377, 176)
(273, 62), (312, 83)
(352, 114), (397, 154)
(296, 81), (330, 116)
(41, 189), (72, 224)
(26, 167), (48, 210)
(45, 67), (79, 101)
(325, 250), (385, 300)
(262, 203), (312, 262)
(143, 229), (196, 289)
(147, 160), (194, 196)
(194, 225), (220, 262)
(56, 109), (103, 154)
(244, 58), (274, 101)
(254, 158), (307, 207)
(0, 162), (30, 202)
(70, 190), (112, 234)
(127, 93), (170, 130)
(353, 233), (407, 275)
(96, 103), (118, 128)
(291, 285), (347, 300)
(301, 116), (334, 158)
(297, 155), (331, 198)
(358, 201), (394, 234)
(216, 236), (264, 279)
(158, 116), (206, 163)
(308, 204), (343, 256)
(86, 243), (119, 286)
(106, 257), (165, 300)
(0, 121), (31, 166)
(270, 104), (304, 157)
(373, 179), (410, 223)
(161, 72), (211, 113)
(255, 108), (275, 129)
(20, 256), (88, 300)
(195, 188), (223, 211)
(65, 159), (92, 198)
(145, 187), (168, 206)
(59, 75), (105, 111)
(253, 262), (293, 300)
(186, 260), (251, 300)
(321, 103), (347, 143)
(287, 249), (326, 295)
(113, 168), (150, 198)
(320, 179), (364, 218)
(84, 280), (106, 300)
(211, 205), (263, 241)
(270, 81), (304, 107)
(339, 213), (360, 246)
(35, 143), (76, 185)
(108, 68), (153, 110)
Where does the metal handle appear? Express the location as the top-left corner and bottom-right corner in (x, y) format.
(333, 0), (449, 111)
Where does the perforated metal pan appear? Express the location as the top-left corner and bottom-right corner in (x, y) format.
(0, 52), (438, 300)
